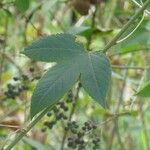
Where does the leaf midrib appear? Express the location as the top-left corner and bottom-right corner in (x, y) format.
(25, 47), (83, 52)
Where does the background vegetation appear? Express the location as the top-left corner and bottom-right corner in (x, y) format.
(0, 0), (150, 150)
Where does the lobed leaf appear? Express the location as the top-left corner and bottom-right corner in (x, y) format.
(24, 33), (111, 118)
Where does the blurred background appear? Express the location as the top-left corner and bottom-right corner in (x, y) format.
(0, 0), (150, 150)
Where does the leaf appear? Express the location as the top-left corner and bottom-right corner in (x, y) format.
(81, 53), (111, 108)
(136, 82), (150, 97)
(30, 61), (80, 117)
(15, 0), (30, 12)
(23, 33), (111, 118)
(23, 34), (84, 62)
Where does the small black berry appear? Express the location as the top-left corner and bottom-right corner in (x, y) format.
(44, 121), (49, 126)
(47, 112), (52, 117)
(82, 126), (86, 131)
(77, 132), (84, 137)
(92, 124), (97, 129)
(29, 67), (34, 72)
(7, 83), (15, 90)
(13, 77), (19, 81)
(63, 106), (68, 111)
(62, 114), (67, 120)
(22, 75), (29, 81)
(68, 137), (73, 141)
(53, 106), (59, 113)
(34, 76), (41, 80)
(75, 138), (81, 144)
(41, 128), (46, 132)
(71, 128), (77, 134)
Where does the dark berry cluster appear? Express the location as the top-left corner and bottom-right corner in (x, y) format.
(29, 67), (34, 73)
(57, 101), (69, 112)
(41, 87), (100, 150)
(22, 74), (29, 81)
(65, 120), (100, 150)
(41, 89), (75, 134)
(42, 90), (74, 130)
(66, 121), (79, 134)
(3, 67), (42, 101)
(4, 75), (29, 100)
(67, 135), (85, 150)
(92, 137), (100, 149)
(44, 120), (56, 130)
(82, 121), (97, 131)
(4, 83), (19, 99)
(43, 101), (69, 130)
(66, 121), (86, 150)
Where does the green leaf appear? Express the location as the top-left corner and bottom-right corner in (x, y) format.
(30, 60), (80, 118)
(23, 33), (111, 118)
(136, 82), (150, 97)
(23, 34), (84, 62)
(15, 0), (30, 12)
(81, 53), (111, 108)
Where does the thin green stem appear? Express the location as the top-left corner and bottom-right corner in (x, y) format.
(87, 1), (98, 51)
(3, 105), (54, 150)
(102, 0), (150, 53)
(116, 12), (145, 44)
(132, 0), (150, 15)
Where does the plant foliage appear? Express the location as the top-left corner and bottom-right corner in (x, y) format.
(23, 34), (111, 118)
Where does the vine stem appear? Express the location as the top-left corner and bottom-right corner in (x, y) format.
(3, 105), (54, 150)
(87, 1), (98, 50)
(102, 0), (150, 53)
(132, 0), (150, 15)
(116, 12), (145, 44)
